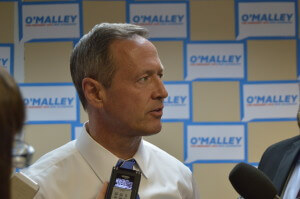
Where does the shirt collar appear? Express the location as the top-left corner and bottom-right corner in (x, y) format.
(133, 139), (149, 179)
(75, 123), (149, 181)
(75, 123), (118, 183)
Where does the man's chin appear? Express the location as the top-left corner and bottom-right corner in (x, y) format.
(133, 120), (162, 136)
(142, 125), (162, 137)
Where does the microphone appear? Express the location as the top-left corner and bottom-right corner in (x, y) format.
(229, 162), (281, 199)
(12, 133), (35, 169)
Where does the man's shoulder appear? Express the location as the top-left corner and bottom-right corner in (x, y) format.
(143, 140), (191, 173)
(143, 140), (182, 162)
(22, 140), (100, 198)
(22, 140), (78, 177)
(265, 135), (300, 153)
(258, 135), (300, 170)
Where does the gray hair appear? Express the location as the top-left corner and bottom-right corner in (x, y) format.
(70, 23), (149, 109)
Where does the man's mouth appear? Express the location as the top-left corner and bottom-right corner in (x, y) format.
(149, 107), (164, 117)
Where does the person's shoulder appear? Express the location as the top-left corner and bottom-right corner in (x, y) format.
(142, 140), (191, 173)
(258, 135), (300, 175)
(259, 135), (300, 166)
(22, 140), (78, 177)
(265, 135), (300, 153)
(142, 140), (181, 163)
(21, 140), (99, 198)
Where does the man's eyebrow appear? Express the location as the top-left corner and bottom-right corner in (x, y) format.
(139, 68), (164, 75)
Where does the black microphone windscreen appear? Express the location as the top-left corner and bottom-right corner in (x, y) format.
(229, 162), (278, 199)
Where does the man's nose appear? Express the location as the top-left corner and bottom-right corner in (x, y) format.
(152, 77), (168, 100)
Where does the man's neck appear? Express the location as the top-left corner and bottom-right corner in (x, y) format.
(86, 121), (141, 160)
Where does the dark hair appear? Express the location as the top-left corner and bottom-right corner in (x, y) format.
(0, 67), (25, 199)
(70, 23), (149, 109)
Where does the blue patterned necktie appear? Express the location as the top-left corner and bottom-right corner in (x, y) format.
(116, 159), (140, 199)
(116, 159), (137, 170)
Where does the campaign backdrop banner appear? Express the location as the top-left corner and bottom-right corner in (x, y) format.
(185, 124), (245, 163)
(0, 45), (13, 75)
(185, 42), (244, 80)
(71, 124), (83, 140)
(20, 83), (79, 123)
(242, 82), (299, 121)
(20, 2), (81, 42)
(237, 2), (296, 40)
(128, 2), (187, 39)
(162, 82), (191, 120)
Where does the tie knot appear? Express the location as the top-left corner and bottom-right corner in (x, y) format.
(116, 159), (136, 170)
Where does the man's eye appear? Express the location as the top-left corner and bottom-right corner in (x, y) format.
(158, 74), (163, 79)
(139, 76), (149, 82)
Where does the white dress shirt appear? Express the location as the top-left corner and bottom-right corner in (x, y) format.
(282, 157), (300, 199)
(23, 124), (200, 199)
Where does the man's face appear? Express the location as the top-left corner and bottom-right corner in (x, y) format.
(100, 36), (168, 137)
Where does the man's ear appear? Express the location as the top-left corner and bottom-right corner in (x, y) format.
(82, 77), (105, 108)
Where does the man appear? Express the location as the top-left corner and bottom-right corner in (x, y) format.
(23, 23), (200, 198)
(258, 105), (300, 198)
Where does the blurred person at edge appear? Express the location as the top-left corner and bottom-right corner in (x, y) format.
(0, 67), (25, 199)
(22, 23), (200, 199)
(258, 102), (300, 199)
